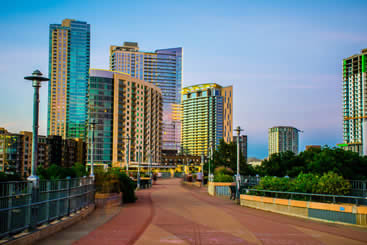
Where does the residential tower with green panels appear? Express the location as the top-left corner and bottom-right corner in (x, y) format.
(182, 83), (232, 156)
(342, 49), (367, 155)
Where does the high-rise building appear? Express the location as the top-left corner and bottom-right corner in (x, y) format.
(0, 127), (86, 178)
(233, 135), (247, 162)
(182, 83), (233, 156)
(48, 19), (90, 140)
(110, 42), (182, 152)
(88, 69), (162, 167)
(268, 126), (299, 156)
(0, 128), (22, 175)
(342, 49), (367, 155)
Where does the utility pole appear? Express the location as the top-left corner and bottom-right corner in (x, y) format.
(234, 126), (244, 200)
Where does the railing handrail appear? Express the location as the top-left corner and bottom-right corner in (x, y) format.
(244, 188), (367, 200)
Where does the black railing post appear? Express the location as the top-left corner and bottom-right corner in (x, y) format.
(66, 177), (71, 216)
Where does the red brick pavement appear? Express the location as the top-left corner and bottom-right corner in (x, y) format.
(74, 179), (367, 245)
(188, 186), (367, 244)
(73, 189), (154, 245)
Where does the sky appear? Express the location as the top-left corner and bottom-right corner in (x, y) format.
(0, 0), (366, 159)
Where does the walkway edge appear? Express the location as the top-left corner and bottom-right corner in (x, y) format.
(3, 204), (95, 245)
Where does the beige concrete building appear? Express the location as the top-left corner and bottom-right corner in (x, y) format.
(88, 69), (162, 168)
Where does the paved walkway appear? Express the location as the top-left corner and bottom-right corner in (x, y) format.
(43, 178), (367, 245)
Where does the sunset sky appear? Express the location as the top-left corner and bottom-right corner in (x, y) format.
(1, 0), (366, 158)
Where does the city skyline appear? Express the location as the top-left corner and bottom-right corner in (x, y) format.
(1, 0), (367, 158)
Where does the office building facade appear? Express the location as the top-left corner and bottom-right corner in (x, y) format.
(342, 49), (367, 155)
(48, 19), (90, 140)
(233, 135), (248, 162)
(88, 69), (162, 168)
(182, 83), (233, 156)
(268, 126), (299, 156)
(110, 42), (182, 152)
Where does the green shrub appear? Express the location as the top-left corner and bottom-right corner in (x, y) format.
(214, 173), (233, 182)
(315, 171), (351, 195)
(256, 176), (291, 192)
(214, 166), (234, 176)
(118, 171), (137, 203)
(253, 172), (351, 196)
(95, 168), (136, 203)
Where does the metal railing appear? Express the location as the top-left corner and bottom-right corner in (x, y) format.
(235, 175), (261, 187)
(242, 188), (367, 205)
(349, 180), (367, 197)
(0, 177), (95, 239)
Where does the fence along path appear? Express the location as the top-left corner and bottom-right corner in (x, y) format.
(0, 177), (94, 239)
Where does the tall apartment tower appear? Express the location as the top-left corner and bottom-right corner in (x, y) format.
(268, 126), (299, 156)
(110, 42), (182, 152)
(88, 69), (162, 167)
(342, 49), (367, 155)
(48, 19), (90, 140)
(182, 83), (233, 156)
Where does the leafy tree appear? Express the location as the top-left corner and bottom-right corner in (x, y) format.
(0, 172), (21, 182)
(255, 147), (367, 180)
(205, 139), (254, 176)
(72, 162), (88, 177)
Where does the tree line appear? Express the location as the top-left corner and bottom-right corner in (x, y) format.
(205, 139), (367, 180)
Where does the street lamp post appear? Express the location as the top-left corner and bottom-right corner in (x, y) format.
(201, 152), (204, 186)
(24, 70), (49, 184)
(234, 126), (244, 200)
(149, 150), (152, 186)
(123, 135), (132, 174)
(208, 143), (213, 182)
(89, 119), (97, 179)
(137, 145), (141, 189)
(24, 70), (49, 230)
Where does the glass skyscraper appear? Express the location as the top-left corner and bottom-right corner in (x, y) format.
(48, 19), (90, 140)
(110, 42), (182, 152)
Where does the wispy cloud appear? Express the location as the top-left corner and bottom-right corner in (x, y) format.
(317, 31), (367, 42)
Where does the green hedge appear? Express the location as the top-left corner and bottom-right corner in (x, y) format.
(95, 168), (137, 203)
(254, 172), (351, 195)
(214, 173), (233, 182)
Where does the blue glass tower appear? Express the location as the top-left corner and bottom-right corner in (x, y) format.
(48, 19), (90, 140)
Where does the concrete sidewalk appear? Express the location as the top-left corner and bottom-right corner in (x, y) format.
(38, 206), (121, 245)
